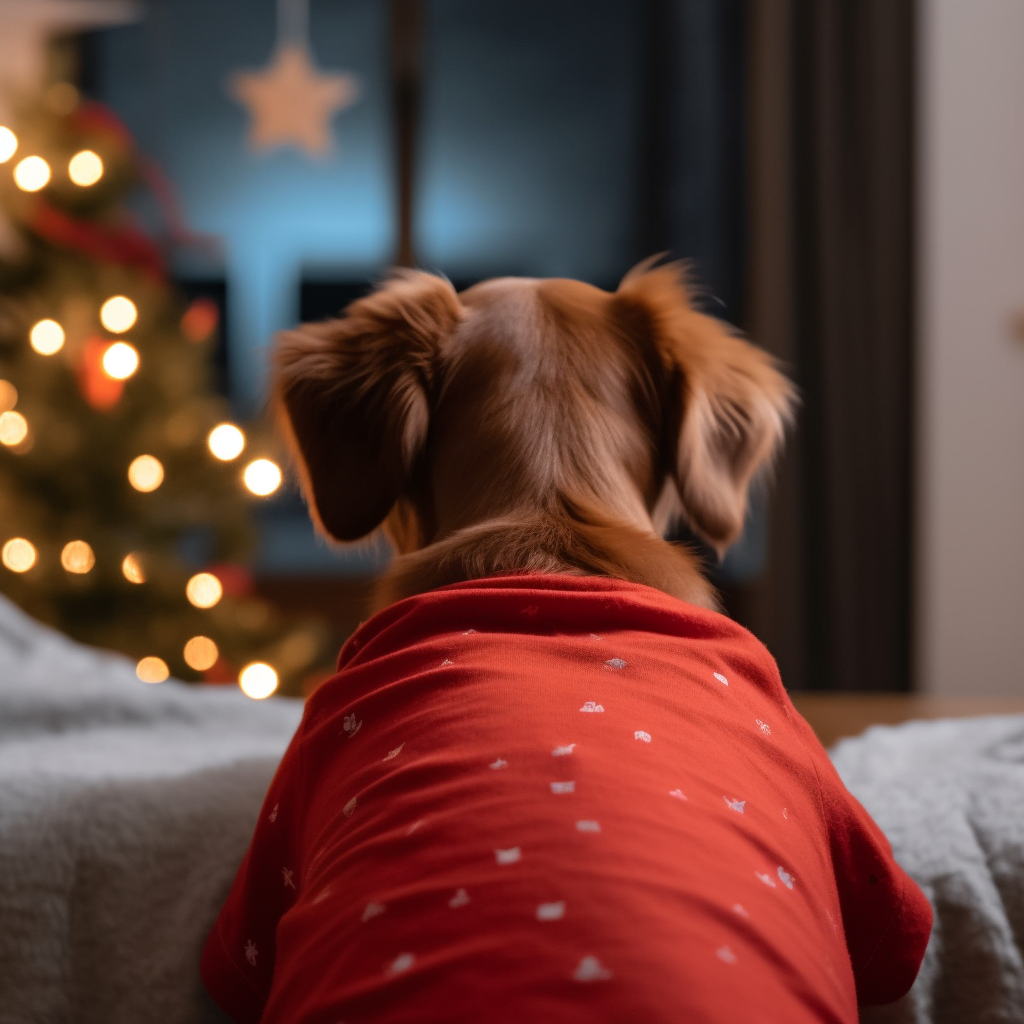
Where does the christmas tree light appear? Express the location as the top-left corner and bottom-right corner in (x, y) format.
(243, 458), (282, 496)
(186, 572), (222, 609)
(0, 127), (17, 163)
(121, 553), (145, 583)
(184, 635), (218, 670)
(60, 540), (95, 574)
(239, 661), (279, 699)
(68, 149), (103, 186)
(208, 423), (245, 460)
(101, 341), (139, 379)
(127, 454), (163, 491)
(14, 155), (50, 191)
(0, 411), (28, 446)
(180, 298), (218, 342)
(29, 319), (64, 355)
(100, 295), (137, 333)
(0, 380), (16, 411)
(136, 656), (170, 683)
(2, 539), (37, 573)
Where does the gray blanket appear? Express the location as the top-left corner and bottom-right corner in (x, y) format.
(1, 592), (1021, 1024)
(0, 596), (301, 1024)
(834, 716), (1024, 1024)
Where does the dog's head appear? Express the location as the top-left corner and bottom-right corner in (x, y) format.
(274, 261), (794, 583)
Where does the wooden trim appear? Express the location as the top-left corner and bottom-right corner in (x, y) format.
(791, 692), (1024, 749)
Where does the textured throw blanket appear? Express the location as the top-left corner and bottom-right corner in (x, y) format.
(0, 596), (301, 1024)
(834, 716), (1024, 1024)
(1, 591), (1022, 1023)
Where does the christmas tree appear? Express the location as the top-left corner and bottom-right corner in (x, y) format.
(0, 81), (327, 698)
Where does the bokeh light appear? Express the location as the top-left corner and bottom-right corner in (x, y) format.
(14, 156), (50, 191)
(29, 319), (65, 355)
(136, 656), (169, 683)
(128, 455), (164, 492)
(184, 635), (219, 671)
(61, 540), (95, 574)
(2, 538), (37, 573)
(0, 127), (17, 163)
(100, 296), (138, 333)
(102, 342), (139, 380)
(208, 423), (245, 461)
(0, 380), (16, 412)
(239, 662), (279, 699)
(122, 553), (145, 583)
(186, 572), (222, 609)
(243, 458), (282, 496)
(69, 149), (103, 186)
(180, 297), (219, 342)
(0, 411), (28, 446)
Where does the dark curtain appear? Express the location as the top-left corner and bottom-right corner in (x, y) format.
(738, 0), (917, 692)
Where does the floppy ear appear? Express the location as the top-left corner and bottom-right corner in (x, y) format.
(273, 270), (462, 542)
(616, 260), (796, 554)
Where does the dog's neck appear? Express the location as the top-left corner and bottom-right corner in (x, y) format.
(372, 507), (719, 615)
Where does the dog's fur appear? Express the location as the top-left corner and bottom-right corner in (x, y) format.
(273, 260), (795, 611)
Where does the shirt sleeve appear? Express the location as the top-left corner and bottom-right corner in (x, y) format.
(200, 719), (308, 1024)
(790, 710), (933, 1006)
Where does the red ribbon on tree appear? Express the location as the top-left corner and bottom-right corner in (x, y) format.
(24, 100), (219, 278)
(30, 202), (166, 280)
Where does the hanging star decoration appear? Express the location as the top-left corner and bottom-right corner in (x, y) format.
(230, 43), (358, 158)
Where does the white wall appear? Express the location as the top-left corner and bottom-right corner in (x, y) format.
(917, 0), (1024, 695)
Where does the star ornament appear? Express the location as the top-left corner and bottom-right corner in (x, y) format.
(230, 44), (358, 157)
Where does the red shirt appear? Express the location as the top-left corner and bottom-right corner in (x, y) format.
(201, 575), (931, 1023)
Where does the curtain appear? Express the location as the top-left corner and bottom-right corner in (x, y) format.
(739, 0), (917, 692)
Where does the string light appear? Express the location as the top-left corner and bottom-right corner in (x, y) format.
(122, 553), (145, 583)
(181, 298), (219, 342)
(186, 572), (222, 608)
(0, 127), (17, 163)
(208, 423), (245, 461)
(184, 635), (219, 671)
(239, 662), (279, 699)
(14, 156), (50, 191)
(29, 319), (65, 355)
(243, 458), (282, 496)
(136, 656), (169, 683)
(128, 455), (164, 492)
(102, 342), (139, 380)
(0, 380), (15, 412)
(60, 540), (95, 574)
(69, 150), (103, 186)
(0, 411), (28, 446)
(100, 296), (137, 333)
(2, 538), (37, 573)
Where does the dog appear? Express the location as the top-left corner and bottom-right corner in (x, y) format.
(201, 262), (931, 1023)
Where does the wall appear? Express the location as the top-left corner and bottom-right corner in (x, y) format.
(916, 0), (1024, 695)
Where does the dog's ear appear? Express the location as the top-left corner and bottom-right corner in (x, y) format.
(616, 260), (796, 554)
(273, 270), (462, 542)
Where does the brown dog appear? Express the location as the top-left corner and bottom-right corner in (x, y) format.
(273, 259), (795, 608)
(201, 261), (932, 1023)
